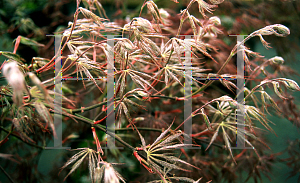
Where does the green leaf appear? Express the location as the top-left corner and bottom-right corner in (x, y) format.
(0, 51), (25, 63)
(14, 36), (44, 47)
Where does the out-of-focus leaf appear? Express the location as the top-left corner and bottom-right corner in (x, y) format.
(0, 51), (25, 63)
(34, 100), (56, 138)
(14, 36), (44, 47)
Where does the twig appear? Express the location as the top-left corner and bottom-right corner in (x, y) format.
(0, 165), (15, 183)
(65, 95), (182, 114)
(0, 126), (45, 150)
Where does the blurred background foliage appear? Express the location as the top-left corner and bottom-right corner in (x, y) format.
(0, 0), (299, 182)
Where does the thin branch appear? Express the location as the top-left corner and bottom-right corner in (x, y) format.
(0, 126), (45, 150)
(65, 95), (182, 114)
(0, 165), (15, 183)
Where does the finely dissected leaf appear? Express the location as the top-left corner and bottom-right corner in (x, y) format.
(94, 166), (104, 183)
(260, 91), (281, 113)
(155, 132), (183, 147)
(219, 76), (237, 93)
(206, 125), (220, 150)
(201, 108), (212, 130)
(141, 1), (163, 25)
(121, 102), (132, 123)
(194, 0), (217, 18)
(220, 121), (265, 160)
(190, 39), (217, 63)
(166, 69), (183, 87)
(75, 59), (104, 92)
(170, 176), (202, 182)
(126, 17), (155, 33)
(177, 9), (200, 37)
(150, 121), (174, 149)
(116, 71), (127, 97)
(164, 69), (169, 86)
(79, 7), (106, 27)
(116, 103), (124, 124)
(34, 100), (56, 138)
(61, 149), (87, 170)
(123, 98), (146, 110)
(148, 158), (166, 175)
(244, 87), (260, 108)
(5, 1), (294, 182)
(60, 148), (98, 181)
(153, 154), (200, 170)
(93, 0), (109, 19)
(238, 24), (290, 50)
(89, 150), (96, 181)
(221, 125), (235, 163)
(168, 38), (183, 63)
(135, 119), (199, 178)
(132, 30), (161, 67)
(65, 151), (89, 180)
(28, 72), (49, 101)
(151, 156), (190, 172)
(152, 143), (194, 152)
(97, 162), (126, 183)
(245, 105), (274, 133)
(127, 69), (158, 92)
(162, 64), (207, 87)
(189, 16), (198, 37)
(136, 127), (147, 148)
(256, 24), (290, 37)
(12, 118), (35, 143)
(277, 78), (300, 91)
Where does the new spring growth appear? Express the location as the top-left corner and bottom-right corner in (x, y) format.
(209, 16), (221, 26)
(124, 17), (154, 33)
(269, 56), (284, 65)
(242, 24), (290, 49)
(257, 24), (290, 37)
(272, 81), (286, 99)
(201, 108), (212, 131)
(102, 162), (125, 183)
(94, 162), (125, 183)
(206, 16), (222, 37)
(277, 78), (300, 92)
(159, 8), (170, 19)
(2, 61), (26, 106)
(136, 90), (148, 97)
(209, 0), (224, 5)
(260, 90), (280, 112)
(28, 72), (49, 101)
